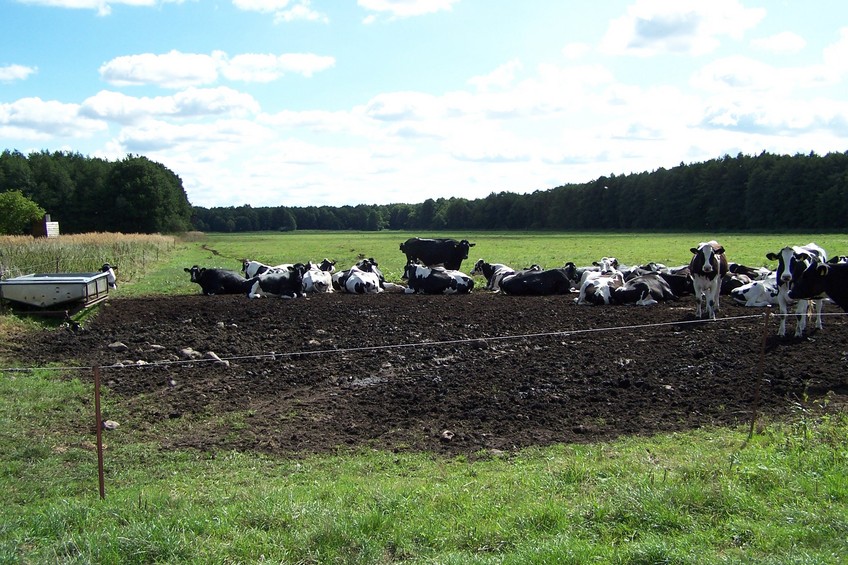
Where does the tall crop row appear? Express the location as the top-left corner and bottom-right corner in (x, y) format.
(0, 233), (176, 283)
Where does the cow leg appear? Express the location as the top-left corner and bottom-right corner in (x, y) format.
(793, 299), (809, 337)
(775, 290), (789, 336)
(813, 298), (824, 330)
(248, 280), (262, 299)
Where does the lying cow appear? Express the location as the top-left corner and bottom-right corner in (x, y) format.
(242, 259), (293, 278)
(303, 264), (333, 293)
(730, 274), (779, 307)
(399, 237), (476, 270)
(247, 263), (307, 299)
(403, 263), (474, 295)
(333, 260), (384, 294)
(499, 267), (571, 296)
(185, 266), (255, 295)
(611, 272), (677, 306)
(470, 259), (515, 292)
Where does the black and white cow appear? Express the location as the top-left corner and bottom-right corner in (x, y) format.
(499, 267), (572, 296)
(242, 259), (293, 278)
(101, 263), (118, 289)
(575, 257), (622, 305)
(185, 266), (256, 295)
(247, 263), (307, 299)
(766, 243), (827, 337)
(470, 259), (515, 292)
(689, 241), (728, 319)
(332, 260), (384, 294)
(403, 263), (474, 294)
(399, 238), (476, 270)
(611, 272), (677, 306)
(730, 272), (779, 307)
(302, 264), (333, 293)
(789, 258), (848, 312)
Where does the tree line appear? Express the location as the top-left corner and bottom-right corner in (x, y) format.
(0, 150), (193, 234)
(193, 151), (848, 233)
(2, 149), (847, 235)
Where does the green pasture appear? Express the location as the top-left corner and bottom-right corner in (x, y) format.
(2, 231), (848, 563)
(120, 230), (848, 297)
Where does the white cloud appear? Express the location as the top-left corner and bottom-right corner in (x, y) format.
(0, 97), (107, 139)
(100, 50), (225, 88)
(80, 87), (260, 123)
(99, 50), (335, 88)
(232, 0), (328, 23)
(562, 43), (591, 60)
(468, 59), (522, 92)
(751, 31), (806, 55)
(0, 64), (38, 82)
(358, 0), (459, 22)
(16, 0), (178, 17)
(601, 0), (765, 56)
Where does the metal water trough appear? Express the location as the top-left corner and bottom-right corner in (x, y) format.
(0, 271), (111, 316)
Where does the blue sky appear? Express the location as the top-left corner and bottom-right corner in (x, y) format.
(2, 0), (847, 208)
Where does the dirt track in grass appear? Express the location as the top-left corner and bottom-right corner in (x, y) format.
(6, 292), (848, 456)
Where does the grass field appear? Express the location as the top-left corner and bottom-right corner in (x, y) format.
(1, 231), (847, 564)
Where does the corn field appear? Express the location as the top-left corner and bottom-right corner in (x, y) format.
(0, 233), (176, 284)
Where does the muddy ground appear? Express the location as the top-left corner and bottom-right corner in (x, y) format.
(5, 292), (848, 456)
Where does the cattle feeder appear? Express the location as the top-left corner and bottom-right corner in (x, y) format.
(0, 271), (111, 316)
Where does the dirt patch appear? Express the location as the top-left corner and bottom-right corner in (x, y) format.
(6, 293), (848, 456)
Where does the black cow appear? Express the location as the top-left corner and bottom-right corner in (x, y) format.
(185, 266), (256, 295)
(499, 267), (572, 296)
(399, 238), (476, 270)
(247, 263), (307, 299)
(789, 259), (848, 312)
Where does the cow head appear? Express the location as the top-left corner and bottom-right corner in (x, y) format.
(690, 241), (724, 275)
(592, 257), (619, 275)
(457, 240), (476, 259)
(184, 265), (204, 283)
(788, 262), (829, 300)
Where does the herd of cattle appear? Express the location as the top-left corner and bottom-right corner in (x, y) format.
(184, 237), (848, 338)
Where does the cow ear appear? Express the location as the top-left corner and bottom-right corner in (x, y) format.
(690, 247), (698, 254)
(469, 242), (476, 247)
(715, 246), (725, 254)
(817, 264), (829, 276)
(184, 268), (191, 272)
(766, 253), (778, 260)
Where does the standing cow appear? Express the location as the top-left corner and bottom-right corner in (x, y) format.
(399, 238), (476, 271)
(689, 241), (728, 319)
(766, 243), (827, 337)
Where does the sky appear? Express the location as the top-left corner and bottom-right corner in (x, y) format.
(2, 1), (847, 209)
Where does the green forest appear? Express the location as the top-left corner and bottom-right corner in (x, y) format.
(2, 149), (847, 234)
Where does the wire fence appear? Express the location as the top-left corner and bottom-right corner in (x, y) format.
(4, 310), (847, 375)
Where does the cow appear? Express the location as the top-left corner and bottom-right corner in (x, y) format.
(789, 259), (848, 312)
(242, 259), (293, 278)
(402, 263), (474, 295)
(302, 264), (333, 293)
(611, 272), (677, 305)
(766, 243), (827, 337)
(247, 263), (307, 299)
(101, 263), (118, 289)
(730, 274), (780, 307)
(658, 267), (694, 297)
(575, 270), (626, 305)
(499, 267), (572, 296)
(728, 262), (771, 281)
(470, 259), (515, 292)
(399, 238), (476, 270)
(689, 241), (728, 319)
(184, 266), (256, 296)
(574, 257), (622, 305)
(332, 264), (383, 294)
